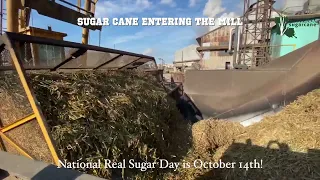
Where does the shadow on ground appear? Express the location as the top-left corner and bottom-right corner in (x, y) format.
(196, 139), (320, 180)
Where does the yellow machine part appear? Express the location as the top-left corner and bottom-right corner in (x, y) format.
(0, 45), (60, 166)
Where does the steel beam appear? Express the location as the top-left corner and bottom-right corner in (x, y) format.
(5, 32), (155, 60)
(93, 54), (122, 70)
(0, 114), (36, 133)
(197, 45), (256, 52)
(23, 0), (102, 30)
(60, 0), (93, 16)
(7, 0), (19, 32)
(82, 0), (91, 44)
(118, 57), (143, 70)
(51, 48), (87, 71)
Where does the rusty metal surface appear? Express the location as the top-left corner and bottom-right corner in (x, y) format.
(200, 26), (232, 44)
(184, 40), (320, 119)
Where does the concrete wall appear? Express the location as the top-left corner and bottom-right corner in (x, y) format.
(174, 44), (201, 63)
(270, 18), (320, 59)
(199, 26), (234, 70)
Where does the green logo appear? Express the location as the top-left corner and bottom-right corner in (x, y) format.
(274, 16), (297, 38)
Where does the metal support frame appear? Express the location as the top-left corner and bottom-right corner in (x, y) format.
(0, 114), (36, 133)
(1, 32), (155, 70)
(0, 32), (156, 72)
(0, 36), (61, 165)
(51, 48), (87, 71)
(93, 54), (123, 70)
(23, 0), (101, 30)
(118, 57), (143, 70)
(60, 0), (94, 16)
(6, 0), (19, 32)
(0, 32), (157, 166)
(6, 32), (154, 59)
(82, 0), (92, 44)
(0, 132), (34, 159)
(91, 0), (99, 16)
(237, 0), (274, 68)
(0, 113), (36, 159)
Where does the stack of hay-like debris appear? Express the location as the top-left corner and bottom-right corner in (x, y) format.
(175, 89), (320, 180)
(0, 70), (192, 179)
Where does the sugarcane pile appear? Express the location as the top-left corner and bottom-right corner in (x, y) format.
(0, 70), (192, 179)
(173, 89), (320, 180)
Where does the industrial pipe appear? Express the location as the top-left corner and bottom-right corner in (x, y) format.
(228, 28), (235, 54)
(232, 25), (242, 66)
(234, 26), (242, 66)
(7, 0), (19, 32)
(236, 26), (241, 61)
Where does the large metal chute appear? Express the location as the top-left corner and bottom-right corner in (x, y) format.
(184, 39), (320, 122)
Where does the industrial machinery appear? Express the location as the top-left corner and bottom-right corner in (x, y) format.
(185, 39), (320, 123)
(0, 32), (157, 180)
(0, 30), (157, 177)
(0, 0), (159, 179)
(0, 0), (319, 179)
(184, 0), (320, 125)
